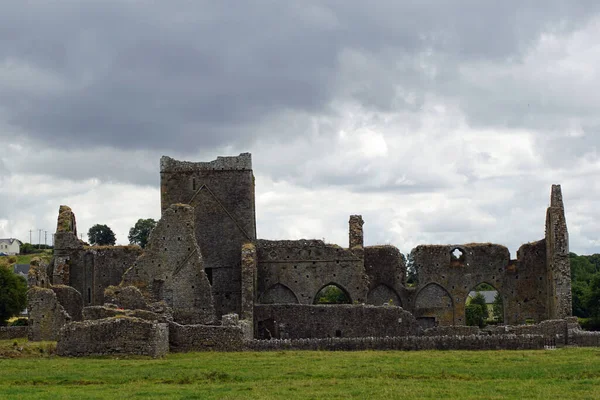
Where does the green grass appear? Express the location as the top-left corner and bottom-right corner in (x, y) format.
(1, 341), (599, 399)
(14, 251), (53, 265)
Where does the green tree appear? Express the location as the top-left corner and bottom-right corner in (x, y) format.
(315, 285), (351, 304)
(586, 274), (600, 320)
(466, 304), (485, 327)
(471, 292), (489, 321)
(492, 292), (504, 322)
(128, 218), (157, 248)
(87, 224), (116, 246)
(0, 266), (27, 325)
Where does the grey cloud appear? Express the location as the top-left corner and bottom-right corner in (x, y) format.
(1, 1), (597, 154)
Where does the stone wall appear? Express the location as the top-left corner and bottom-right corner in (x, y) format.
(505, 240), (548, 324)
(123, 204), (215, 324)
(168, 322), (244, 352)
(546, 184), (572, 319)
(67, 245), (142, 306)
(246, 334), (547, 351)
(364, 245), (407, 307)
(51, 285), (83, 322)
(57, 317), (169, 357)
(256, 239), (368, 305)
(27, 287), (70, 341)
(254, 304), (421, 339)
(160, 154), (257, 318)
(0, 326), (28, 339)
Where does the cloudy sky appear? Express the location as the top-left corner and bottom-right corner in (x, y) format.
(1, 1), (600, 257)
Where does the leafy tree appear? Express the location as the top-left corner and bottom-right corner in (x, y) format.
(466, 304), (485, 327)
(87, 224), (116, 246)
(586, 274), (600, 320)
(315, 285), (351, 304)
(0, 266), (27, 325)
(128, 218), (157, 248)
(406, 251), (418, 287)
(470, 292), (489, 321)
(492, 292), (504, 322)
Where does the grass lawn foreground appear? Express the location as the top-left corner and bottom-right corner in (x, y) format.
(0, 340), (599, 399)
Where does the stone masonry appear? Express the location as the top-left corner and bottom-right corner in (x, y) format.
(122, 203), (216, 324)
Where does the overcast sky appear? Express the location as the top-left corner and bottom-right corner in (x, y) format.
(1, 1), (600, 257)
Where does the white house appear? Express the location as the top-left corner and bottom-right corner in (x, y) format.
(0, 238), (22, 255)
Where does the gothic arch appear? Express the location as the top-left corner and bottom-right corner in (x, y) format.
(313, 282), (352, 304)
(259, 283), (299, 304)
(414, 282), (455, 326)
(366, 284), (401, 306)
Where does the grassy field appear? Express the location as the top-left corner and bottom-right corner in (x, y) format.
(1, 340), (599, 399)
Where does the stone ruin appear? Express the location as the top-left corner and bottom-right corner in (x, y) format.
(23, 153), (600, 356)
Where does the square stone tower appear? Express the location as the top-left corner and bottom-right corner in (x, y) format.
(160, 153), (257, 317)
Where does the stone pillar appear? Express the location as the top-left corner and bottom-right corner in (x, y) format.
(349, 215), (364, 249)
(545, 184), (571, 319)
(240, 242), (257, 326)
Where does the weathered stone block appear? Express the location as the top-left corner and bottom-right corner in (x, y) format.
(57, 317), (169, 357)
(27, 287), (70, 341)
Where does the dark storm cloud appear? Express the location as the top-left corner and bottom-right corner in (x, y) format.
(1, 1), (597, 153)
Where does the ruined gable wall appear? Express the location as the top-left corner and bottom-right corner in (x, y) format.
(256, 239), (369, 305)
(67, 246), (142, 307)
(123, 203), (215, 325)
(411, 244), (510, 325)
(160, 154), (256, 317)
(51, 205), (142, 306)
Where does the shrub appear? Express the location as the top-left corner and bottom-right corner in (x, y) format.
(9, 317), (28, 327)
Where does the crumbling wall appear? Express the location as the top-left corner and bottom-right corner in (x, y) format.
(123, 204), (215, 325)
(256, 240), (369, 305)
(27, 287), (70, 341)
(0, 326), (28, 339)
(51, 285), (83, 322)
(410, 244), (510, 325)
(57, 317), (169, 357)
(503, 240), (548, 324)
(160, 154), (256, 318)
(364, 245), (407, 306)
(168, 322), (245, 352)
(546, 184), (572, 319)
(254, 304), (420, 339)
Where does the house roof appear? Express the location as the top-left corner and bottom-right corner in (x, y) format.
(0, 238), (22, 246)
(13, 264), (29, 277)
(467, 290), (498, 304)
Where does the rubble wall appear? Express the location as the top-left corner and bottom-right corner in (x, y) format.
(256, 240), (368, 305)
(254, 304), (421, 339)
(57, 317), (169, 357)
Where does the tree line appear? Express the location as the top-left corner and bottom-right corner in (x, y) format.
(570, 252), (600, 329)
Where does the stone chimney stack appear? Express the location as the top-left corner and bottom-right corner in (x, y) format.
(349, 215), (364, 249)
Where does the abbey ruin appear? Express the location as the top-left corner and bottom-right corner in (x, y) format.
(21, 153), (600, 356)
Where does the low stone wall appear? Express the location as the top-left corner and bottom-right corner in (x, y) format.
(255, 304), (421, 339)
(422, 326), (480, 337)
(57, 317), (168, 357)
(0, 326), (28, 340)
(570, 330), (600, 347)
(246, 334), (547, 351)
(169, 322), (244, 352)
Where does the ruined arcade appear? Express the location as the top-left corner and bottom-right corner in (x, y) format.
(24, 152), (594, 356)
